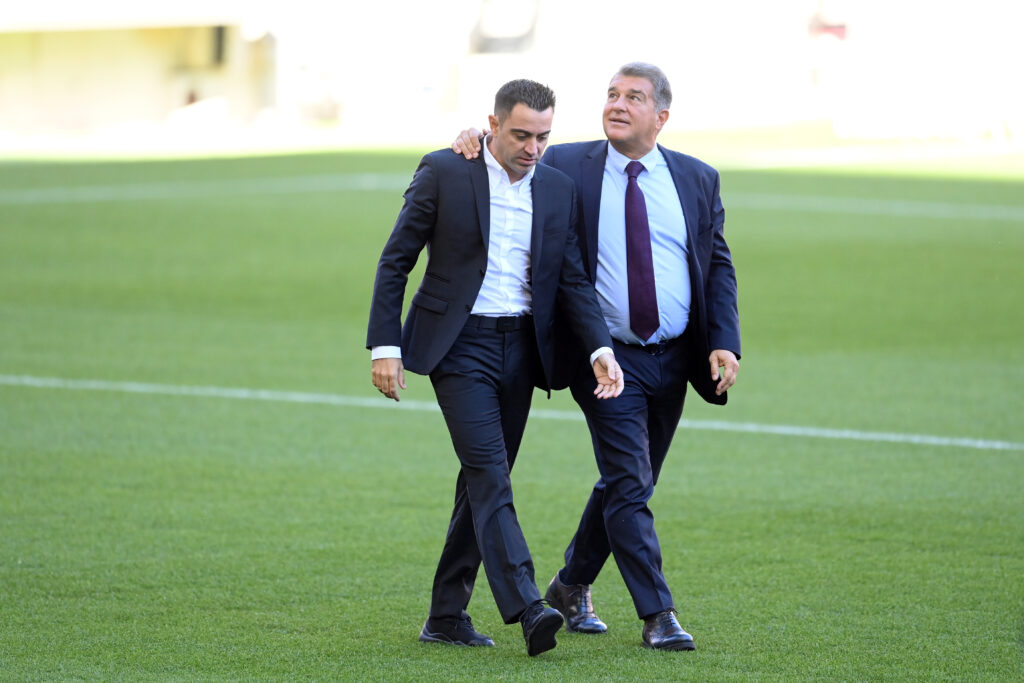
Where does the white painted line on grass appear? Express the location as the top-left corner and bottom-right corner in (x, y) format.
(2, 374), (1021, 452)
(1, 174), (1022, 223)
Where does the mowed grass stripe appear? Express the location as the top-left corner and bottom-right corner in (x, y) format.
(3, 374), (1021, 452)
(2, 173), (1023, 222)
(0, 173), (413, 203)
(727, 191), (1024, 222)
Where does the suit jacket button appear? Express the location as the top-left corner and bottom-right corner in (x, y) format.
(465, 305), (472, 312)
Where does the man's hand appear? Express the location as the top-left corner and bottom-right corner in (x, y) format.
(592, 352), (624, 399)
(452, 128), (487, 159)
(372, 357), (406, 401)
(709, 349), (739, 396)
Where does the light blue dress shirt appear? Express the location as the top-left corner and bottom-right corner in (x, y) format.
(597, 143), (691, 345)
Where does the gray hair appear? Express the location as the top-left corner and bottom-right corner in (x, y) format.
(614, 62), (672, 112)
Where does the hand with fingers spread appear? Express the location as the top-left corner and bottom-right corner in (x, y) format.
(452, 128), (488, 159)
(709, 349), (739, 396)
(592, 352), (624, 399)
(372, 357), (406, 401)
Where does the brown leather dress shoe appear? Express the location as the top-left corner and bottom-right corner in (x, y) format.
(519, 601), (563, 656)
(544, 574), (608, 633)
(419, 615), (495, 646)
(641, 610), (696, 651)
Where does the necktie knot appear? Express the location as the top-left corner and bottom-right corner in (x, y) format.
(626, 160), (645, 180)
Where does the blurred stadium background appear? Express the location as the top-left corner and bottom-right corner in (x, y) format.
(2, 0), (1023, 163)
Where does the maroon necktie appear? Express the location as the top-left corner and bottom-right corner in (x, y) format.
(625, 160), (659, 340)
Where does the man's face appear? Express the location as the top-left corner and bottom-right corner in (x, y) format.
(602, 74), (669, 158)
(487, 103), (553, 182)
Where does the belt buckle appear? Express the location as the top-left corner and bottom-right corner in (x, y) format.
(496, 316), (516, 332)
(646, 339), (670, 355)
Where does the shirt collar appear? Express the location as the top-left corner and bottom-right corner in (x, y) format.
(483, 135), (536, 187)
(605, 142), (664, 176)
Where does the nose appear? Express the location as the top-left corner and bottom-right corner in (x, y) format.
(525, 138), (538, 156)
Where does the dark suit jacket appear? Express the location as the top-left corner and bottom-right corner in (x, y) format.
(541, 140), (741, 405)
(366, 147), (612, 392)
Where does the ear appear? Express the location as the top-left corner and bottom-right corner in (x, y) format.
(655, 108), (670, 131)
(487, 114), (500, 133)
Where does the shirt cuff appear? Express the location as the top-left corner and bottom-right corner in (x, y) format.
(371, 345), (402, 360)
(589, 346), (613, 365)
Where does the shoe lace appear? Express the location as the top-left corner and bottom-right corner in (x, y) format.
(657, 610), (679, 627)
(522, 599), (554, 623)
(571, 584), (595, 615)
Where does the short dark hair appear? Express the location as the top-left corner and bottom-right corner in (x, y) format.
(614, 62), (672, 112)
(494, 79), (556, 121)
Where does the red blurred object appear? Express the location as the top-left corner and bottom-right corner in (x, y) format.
(808, 12), (847, 40)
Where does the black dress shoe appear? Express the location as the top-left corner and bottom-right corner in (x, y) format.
(519, 602), (563, 656)
(544, 574), (607, 633)
(419, 615), (495, 646)
(641, 610), (696, 651)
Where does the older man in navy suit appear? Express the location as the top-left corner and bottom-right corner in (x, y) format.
(368, 79), (624, 657)
(455, 63), (741, 651)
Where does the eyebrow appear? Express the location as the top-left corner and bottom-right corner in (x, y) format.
(608, 87), (648, 98)
(510, 128), (551, 136)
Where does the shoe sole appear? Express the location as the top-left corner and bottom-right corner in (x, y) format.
(419, 631), (493, 647)
(642, 639), (696, 651)
(526, 613), (563, 656)
(419, 631), (469, 646)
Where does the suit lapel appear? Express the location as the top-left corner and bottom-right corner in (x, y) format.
(470, 156), (490, 247)
(580, 141), (607, 280)
(530, 168), (545, 278)
(661, 144), (709, 338)
(662, 145), (700, 274)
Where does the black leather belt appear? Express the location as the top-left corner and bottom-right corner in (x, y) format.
(467, 314), (532, 331)
(617, 335), (684, 356)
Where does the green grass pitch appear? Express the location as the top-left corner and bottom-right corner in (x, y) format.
(1, 149), (1022, 680)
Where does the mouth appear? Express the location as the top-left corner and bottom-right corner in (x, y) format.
(606, 117), (630, 126)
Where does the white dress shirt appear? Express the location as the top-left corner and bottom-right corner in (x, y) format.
(472, 138), (535, 315)
(373, 141), (612, 365)
(372, 141), (534, 362)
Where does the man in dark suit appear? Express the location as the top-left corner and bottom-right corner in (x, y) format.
(454, 63), (741, 651)
(367, 79), (624, 657)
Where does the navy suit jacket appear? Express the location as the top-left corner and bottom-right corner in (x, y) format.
(541, 140), (741, 405)
(366, 147), (612, 392)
